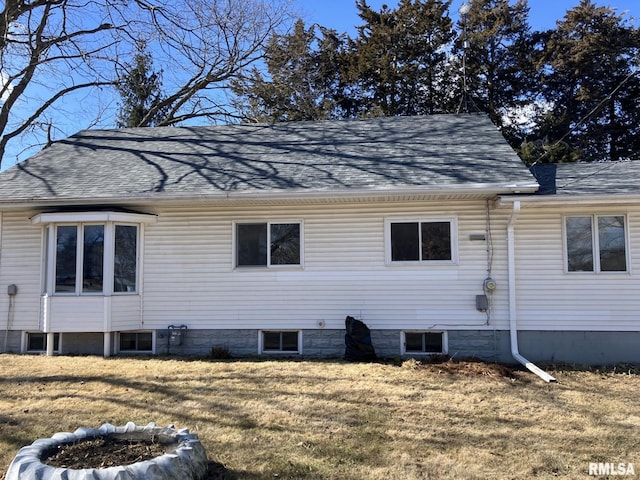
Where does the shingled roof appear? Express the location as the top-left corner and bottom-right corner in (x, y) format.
(555, 161), (640, 196)
(0, 114), (537, 205)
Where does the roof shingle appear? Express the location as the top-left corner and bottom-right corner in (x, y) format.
(554, 161), (640, 196)
(0, 114), (537, 204)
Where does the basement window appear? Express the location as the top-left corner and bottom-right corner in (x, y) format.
(402, 331), (446, 355)
(261, 331), (300, 354)
(26, 332), (60, 353)
(119, 332), (153, 352)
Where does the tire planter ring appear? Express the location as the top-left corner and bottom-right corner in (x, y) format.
(5, 422), (209, 480)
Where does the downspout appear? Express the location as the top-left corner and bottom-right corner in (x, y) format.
(507, 201), (556, 382)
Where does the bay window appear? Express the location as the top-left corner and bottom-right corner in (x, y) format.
(52, 223), (136, 294)
(32, 211), (155, 295)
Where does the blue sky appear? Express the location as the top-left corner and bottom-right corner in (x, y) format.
(302, 0), (638, 33)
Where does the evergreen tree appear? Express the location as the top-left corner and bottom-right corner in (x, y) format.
(349, 0), (456, 116)
(232, 20), (350, 122)
(456, 0), (533, 144)
(533, 0), (640, 162)
(115, 42), (168, 128)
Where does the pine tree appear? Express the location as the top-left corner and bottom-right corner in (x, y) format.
(456, 0), (533, 143)
(534, 0), (640, 162)
(349, 0), (456, 116)
(231, 20), (350, 122)
(115, 41), (168, 128)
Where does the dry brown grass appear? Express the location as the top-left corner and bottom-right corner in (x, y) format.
(1, 354), (639, 479)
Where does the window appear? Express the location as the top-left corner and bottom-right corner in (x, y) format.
(26, 333), (60, 352)
(119, 332), (153, 352)
(261, 331), (300, 353)
(52, 223), (138, 294)
(403, 331), (446, 355)
(55, 225), (105, 293)
(387, 218), (456, 263)
(236, 222), (301, 267)
(32, 210), (155, 296)
(55, 226), (78, 292)
(114, 225), (138, 292)
(83, 225), (104, 293)
(565, 215), (627, 273)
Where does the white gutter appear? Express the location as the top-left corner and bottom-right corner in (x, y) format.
(507, 200), (556, 382)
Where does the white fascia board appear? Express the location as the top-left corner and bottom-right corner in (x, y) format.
(498, 193), (640, 208)
(2, 182), (540, 210)
(30, 211), (158, 225)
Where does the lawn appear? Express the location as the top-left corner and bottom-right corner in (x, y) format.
(1, 354), (639, 479)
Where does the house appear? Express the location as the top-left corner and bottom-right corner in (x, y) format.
(503, 161), (640, 366)
(0, 114), (635, 374)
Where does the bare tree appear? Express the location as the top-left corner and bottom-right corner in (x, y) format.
(0, 0), (293, 168)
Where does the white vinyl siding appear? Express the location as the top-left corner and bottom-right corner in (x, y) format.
(2, 199), (639, 338)
(140, 201), (504, 331)
(0, 211), (44, 331)
(111, 296), (143, 331)
(514, 206), (640, 331)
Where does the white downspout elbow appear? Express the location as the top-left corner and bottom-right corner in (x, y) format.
(507, 200), (556, 382)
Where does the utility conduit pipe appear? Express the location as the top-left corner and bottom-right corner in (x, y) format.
(507, 201), (556, 382)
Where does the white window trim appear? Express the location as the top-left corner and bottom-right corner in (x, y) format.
(117, 330), (155, 354)
(233, 220), (304, 270)
(258, 330), (302, 355)
(563, 214), (630, 274)
(401, 330), (447, 355)
(385, 216), (458, 265)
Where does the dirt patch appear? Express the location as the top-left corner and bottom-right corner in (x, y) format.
(45, 436), (227, 479)
(405, 357), (522, 379)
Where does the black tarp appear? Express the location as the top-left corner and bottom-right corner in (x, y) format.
(344, 316), (377, 362)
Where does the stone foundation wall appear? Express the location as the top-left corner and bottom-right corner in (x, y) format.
(155, 328), (511, 361)
(157, 329), (258, 357)
(0, 331), (22, 353)
(62, 333), (106, 355)
(5, 328), (637, 365)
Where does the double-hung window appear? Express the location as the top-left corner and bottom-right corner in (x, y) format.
(565, 215), (628, 273)
(235, 222), (301, 267)
(386, 217), (457, 264)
